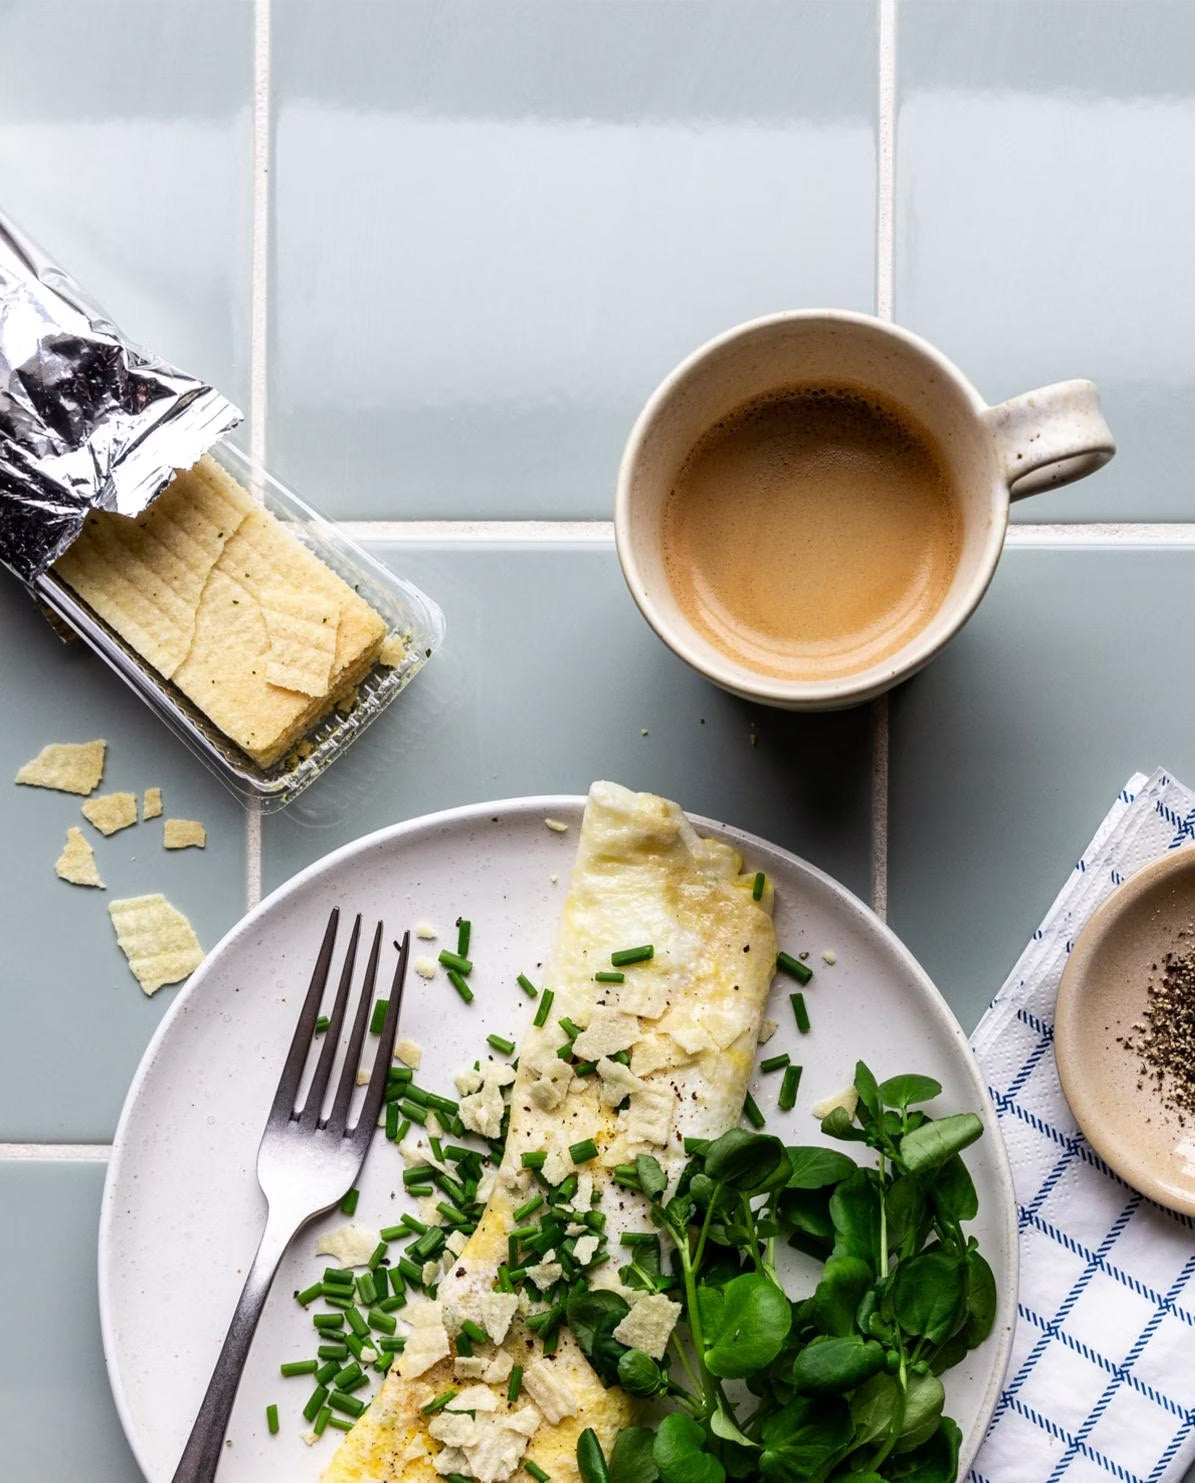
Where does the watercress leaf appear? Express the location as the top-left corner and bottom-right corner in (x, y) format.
(877, 1074), (942, 1110)
(689, 1173), (718, 1208)
(854, 1061), (881, 1123)
(885, 1175), (928, 1259)
(637, 1154), (668, 1202)
(880, 1417), (961, 1482)
(927, 1330), (968, 1376)
(822, 1105), (869, 1143)
(848, 1371), (903, 1449)
(778, 1186), (836, 1250)
(704, 1272), (792, 1379)
(895, 1371), (945, 1452)
(829, 1168), (883, 1266)
(609, 1427), (661, 1483)
(759, 1395), (854, 1483)
(834, 1475), (885, 1483)
(791, 1334), (887, 1395)
(578, 1427), (613, 1483)
(808, 1253), (872, 1337)
(963, 1247), (997, 1347)
(653, 1413), (726, 1483)
(567, 1289), (631, 1384)
(710, 1402), (760, 1449)
(665, 1193), (697, 1232)
(785, 1146), (859, 1190)
(618, 1348), (668, 1397)
(929, 1154), (978, 1224)
(704, 1129), (788, 1193)
(891, 1250), (967, 1345)
(898, 1113), (983, 1175)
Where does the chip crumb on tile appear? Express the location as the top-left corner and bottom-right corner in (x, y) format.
(164, 818), (207, 850)
(142, 786), (163, 819)
(55, 826), (104, 888)
(395, 1037), (423, 1068)
(108, 894), (204, 994)
(81, 791), (138, 836)
(16, 739), (106, 795)
(415, 921), (439, 940)
(821, 949), (837, 965)
(544, 817), (569, 833)
(414, 955), (438, 980)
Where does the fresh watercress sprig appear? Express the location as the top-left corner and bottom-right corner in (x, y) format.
(572, 1062), (993, 1483)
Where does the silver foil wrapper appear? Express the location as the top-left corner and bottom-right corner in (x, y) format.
(0, 210), (241, 582)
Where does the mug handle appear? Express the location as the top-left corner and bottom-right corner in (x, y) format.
(980, 379), (1115, 501)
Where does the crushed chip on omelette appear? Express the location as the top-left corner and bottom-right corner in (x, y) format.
(108, 894), (204, 994)
(55, 827), (104, 888)
(16, 739), (106, 795)
(81, 791), (138, 836)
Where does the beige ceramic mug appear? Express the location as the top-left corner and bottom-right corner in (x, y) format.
(615, 310), (1115, 710)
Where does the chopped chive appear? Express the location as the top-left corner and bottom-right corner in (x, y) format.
(508, 1364), (524, 1403)
(369, 1307), (398, 1334)
(346, 1308), (370, 1338)
(743, 1092), (766, 1129)
(314, 1015), (330, 1034)
(296, 1281), (323, 1307)
(388, 1065), (414, 1083)
(377, 1336), (407, 1352)
(266, 1402), (280, 1435)
(777, 950), (813, 985)
(368, 1241), (389, 1271)
(323, 1267), (354, 1287)
(397, 1258), (424, 1285)
(379, 1223), (407, 1241)
(779, 1063), (803, 1112)
(302, 1385), (328, 1422)
(543, 1326), (560, 1356)
(315, 1359), (340, 1386)
(422, 1389), (459, 1415)
(521, 1150), (546, 1170)
(533, 988), (555, 1028)
(574, 1060), (597, 1076)
(594, 970), (625, 984)
(438, 949), (473, 975)
(569, 1138), (598, 1164)
(313, 1404), (332, 1436)
(312, 1313), (345, 1331)
(356, 1272), (378, 1306)
(558, 1017), (582, 1040)
(333, 1363), (365, 1391)
(517, 974), (538, 998)
(752, 871), (766, 901)
(385, 1100), (400, 1140)
(459, 1319), (488, 1346)
(317, 1342), (349, 1360)
(513, 1194), (545, 1222)
(403, 1166), (432, 1187)
(456, 918), (472, 958)
(397, 1118), (411, 1142)
(379, 1292), (407, 1313)
(610, 944), (653, 967)
(791, 992), (811, 1034)
(446, 968), (474, 1004)
(400, 1099), (427, 1126)
(369, 998), (389, 1035)
(321, 1287), (353, 1308)
(328, 1391), (366, 1418)
(760, 1052), (791, 1073)
(526, 1463), (551, 1482)
(487, 1033), (516, 1055)
(339, 1186), (360, 1216)
(280, 1358), (319, 1378)
(327, 1414), (354, 1432)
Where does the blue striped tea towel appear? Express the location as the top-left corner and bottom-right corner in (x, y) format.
(969, 768), (1195, 1483)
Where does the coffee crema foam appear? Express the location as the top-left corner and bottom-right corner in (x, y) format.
(661, 385), (963, 682)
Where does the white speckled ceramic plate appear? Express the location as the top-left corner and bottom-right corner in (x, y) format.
(1056, 847), (1195, 1215)
(100, 795), (1016, 1483)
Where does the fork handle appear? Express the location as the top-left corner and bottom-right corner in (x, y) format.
(171, 1209), (299, 1483)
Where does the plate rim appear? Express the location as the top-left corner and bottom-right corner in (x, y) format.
(99, 792), (1018, 1481)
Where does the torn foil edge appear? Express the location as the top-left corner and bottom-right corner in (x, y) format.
(0, 210), (242, 583)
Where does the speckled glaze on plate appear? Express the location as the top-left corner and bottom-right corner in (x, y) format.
(1056, 846), (1195, 1215)
(100, 795), (1016, 1483)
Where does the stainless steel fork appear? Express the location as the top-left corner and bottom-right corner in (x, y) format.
(172, 907), (410, 1483)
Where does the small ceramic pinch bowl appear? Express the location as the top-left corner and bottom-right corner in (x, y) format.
(1055, 846), (1195, 1215)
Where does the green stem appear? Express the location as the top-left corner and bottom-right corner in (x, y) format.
(878, 1149), (889, 1280)
(675, 1220), (716, 1416)
(741, 1193), (765, 1274)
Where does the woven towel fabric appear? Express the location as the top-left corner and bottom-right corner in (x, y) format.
(969, 768), (1195, 1483)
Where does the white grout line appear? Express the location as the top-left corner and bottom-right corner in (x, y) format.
(1005, 523), (1195, 547)
(245, 0), (271, 913)
(339, 519), (616, 544)
(871, 0), (897, 919)
(0, 1143), (110, 1163)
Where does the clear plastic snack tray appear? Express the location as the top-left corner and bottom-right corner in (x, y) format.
(32, 440), (445, 811)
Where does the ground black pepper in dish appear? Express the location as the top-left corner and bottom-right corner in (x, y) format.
(1119, 937), (1195, 1120)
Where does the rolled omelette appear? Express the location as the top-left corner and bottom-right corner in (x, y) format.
(323, 780), (778, 1483)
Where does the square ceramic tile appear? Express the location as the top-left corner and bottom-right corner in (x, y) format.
(269, 0), (878, 520)
(262, 541), (874, 899)
(0, 0), (253, 416)
(0, 1160), (143, 1482)
(0, 576), (248, 1142)
(896, 0), (1195, 521)
(888, 547), (1195, 1035)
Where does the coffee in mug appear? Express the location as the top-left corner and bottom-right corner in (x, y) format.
(661, 384), (962, 683)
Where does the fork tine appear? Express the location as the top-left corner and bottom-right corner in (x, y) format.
(326, 921), (384, 1134)
(269, 907), (339, 1121)
(296, 913), (362, 1127)
(353, 931), (410, 1147)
